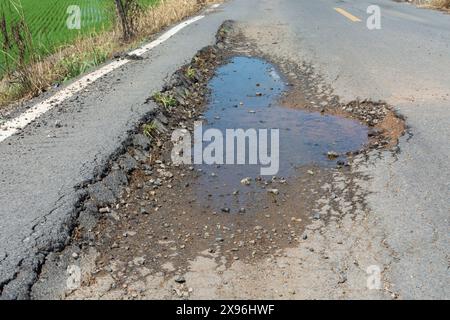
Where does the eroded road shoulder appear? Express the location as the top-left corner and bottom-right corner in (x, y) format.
(32, 21), (405, 300)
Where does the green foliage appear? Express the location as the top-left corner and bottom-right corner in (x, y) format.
(185, 66), (196, 79)
(143, 121), (157, 138)
(58, 48), (109, 81)
(153, 92), (177, 109)
(0, 0), (159, 77)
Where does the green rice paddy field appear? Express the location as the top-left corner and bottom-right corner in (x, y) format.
(0, 0), (158, 76)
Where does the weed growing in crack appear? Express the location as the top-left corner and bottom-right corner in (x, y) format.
(153, 92), (177, 110)
(143, 121), (157, 138)
(183, 88), (191, 98)
(185, 66), (196, 79)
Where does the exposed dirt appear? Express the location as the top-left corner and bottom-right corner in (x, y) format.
(32, 21), (405, 300)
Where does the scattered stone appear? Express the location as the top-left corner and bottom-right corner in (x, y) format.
(368, 128), (383, 137)
(123, 231), (137, 237)
(99, 207), (110, 214)
(119, 153), (138, 173)
(133, 149), (148, 163)
(152, 118), (168, 134)
(241, 177), (252, 185)
(267, 188), (279, 195)
(72, 252), (79, 259)
(221, 207), (231, 213)
(89, 170), (129, 206)
(158, 170), (174, 179)
(327, 151), (339, 160)
(107, 209), (122, 221)
(88, 183), (116, 207)
(156, 113), (169, 125)
(133, 256), (146, 266)
(133, 134), (151, 151)
(175, 276), (186, 284)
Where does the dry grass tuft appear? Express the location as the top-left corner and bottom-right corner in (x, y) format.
(414, 0), (450, 9)
(431, 0), (450, 8)
(0, 0), (218, 110)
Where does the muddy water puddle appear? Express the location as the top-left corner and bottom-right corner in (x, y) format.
(82, 56), (372, 281)
(193, 57), (368, 213)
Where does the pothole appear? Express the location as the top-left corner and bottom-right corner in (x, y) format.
(194, 55), (368, 213)
(36, 21), (406, 298)
(86, 22), (402, 278)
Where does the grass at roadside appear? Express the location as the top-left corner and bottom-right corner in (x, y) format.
(0, 0), (215, 110)
(0, 0), (112, 76)
(0, 0), (160, 75)
(412, 0), (450, 9)
(431, 0), (450, 8)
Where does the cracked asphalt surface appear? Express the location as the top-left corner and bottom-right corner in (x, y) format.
(1, 0), (449, 299)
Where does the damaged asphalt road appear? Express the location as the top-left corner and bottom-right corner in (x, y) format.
(1, 0), (450, 300)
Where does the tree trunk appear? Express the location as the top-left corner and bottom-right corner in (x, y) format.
(114, 0), (132, 40)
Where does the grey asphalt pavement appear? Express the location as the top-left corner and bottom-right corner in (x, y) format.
(0, 0), (449, 299)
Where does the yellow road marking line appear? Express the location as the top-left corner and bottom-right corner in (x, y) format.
(334, 7), (362, 22)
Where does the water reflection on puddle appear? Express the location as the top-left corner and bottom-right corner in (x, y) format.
(193, 56), (368, 212)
